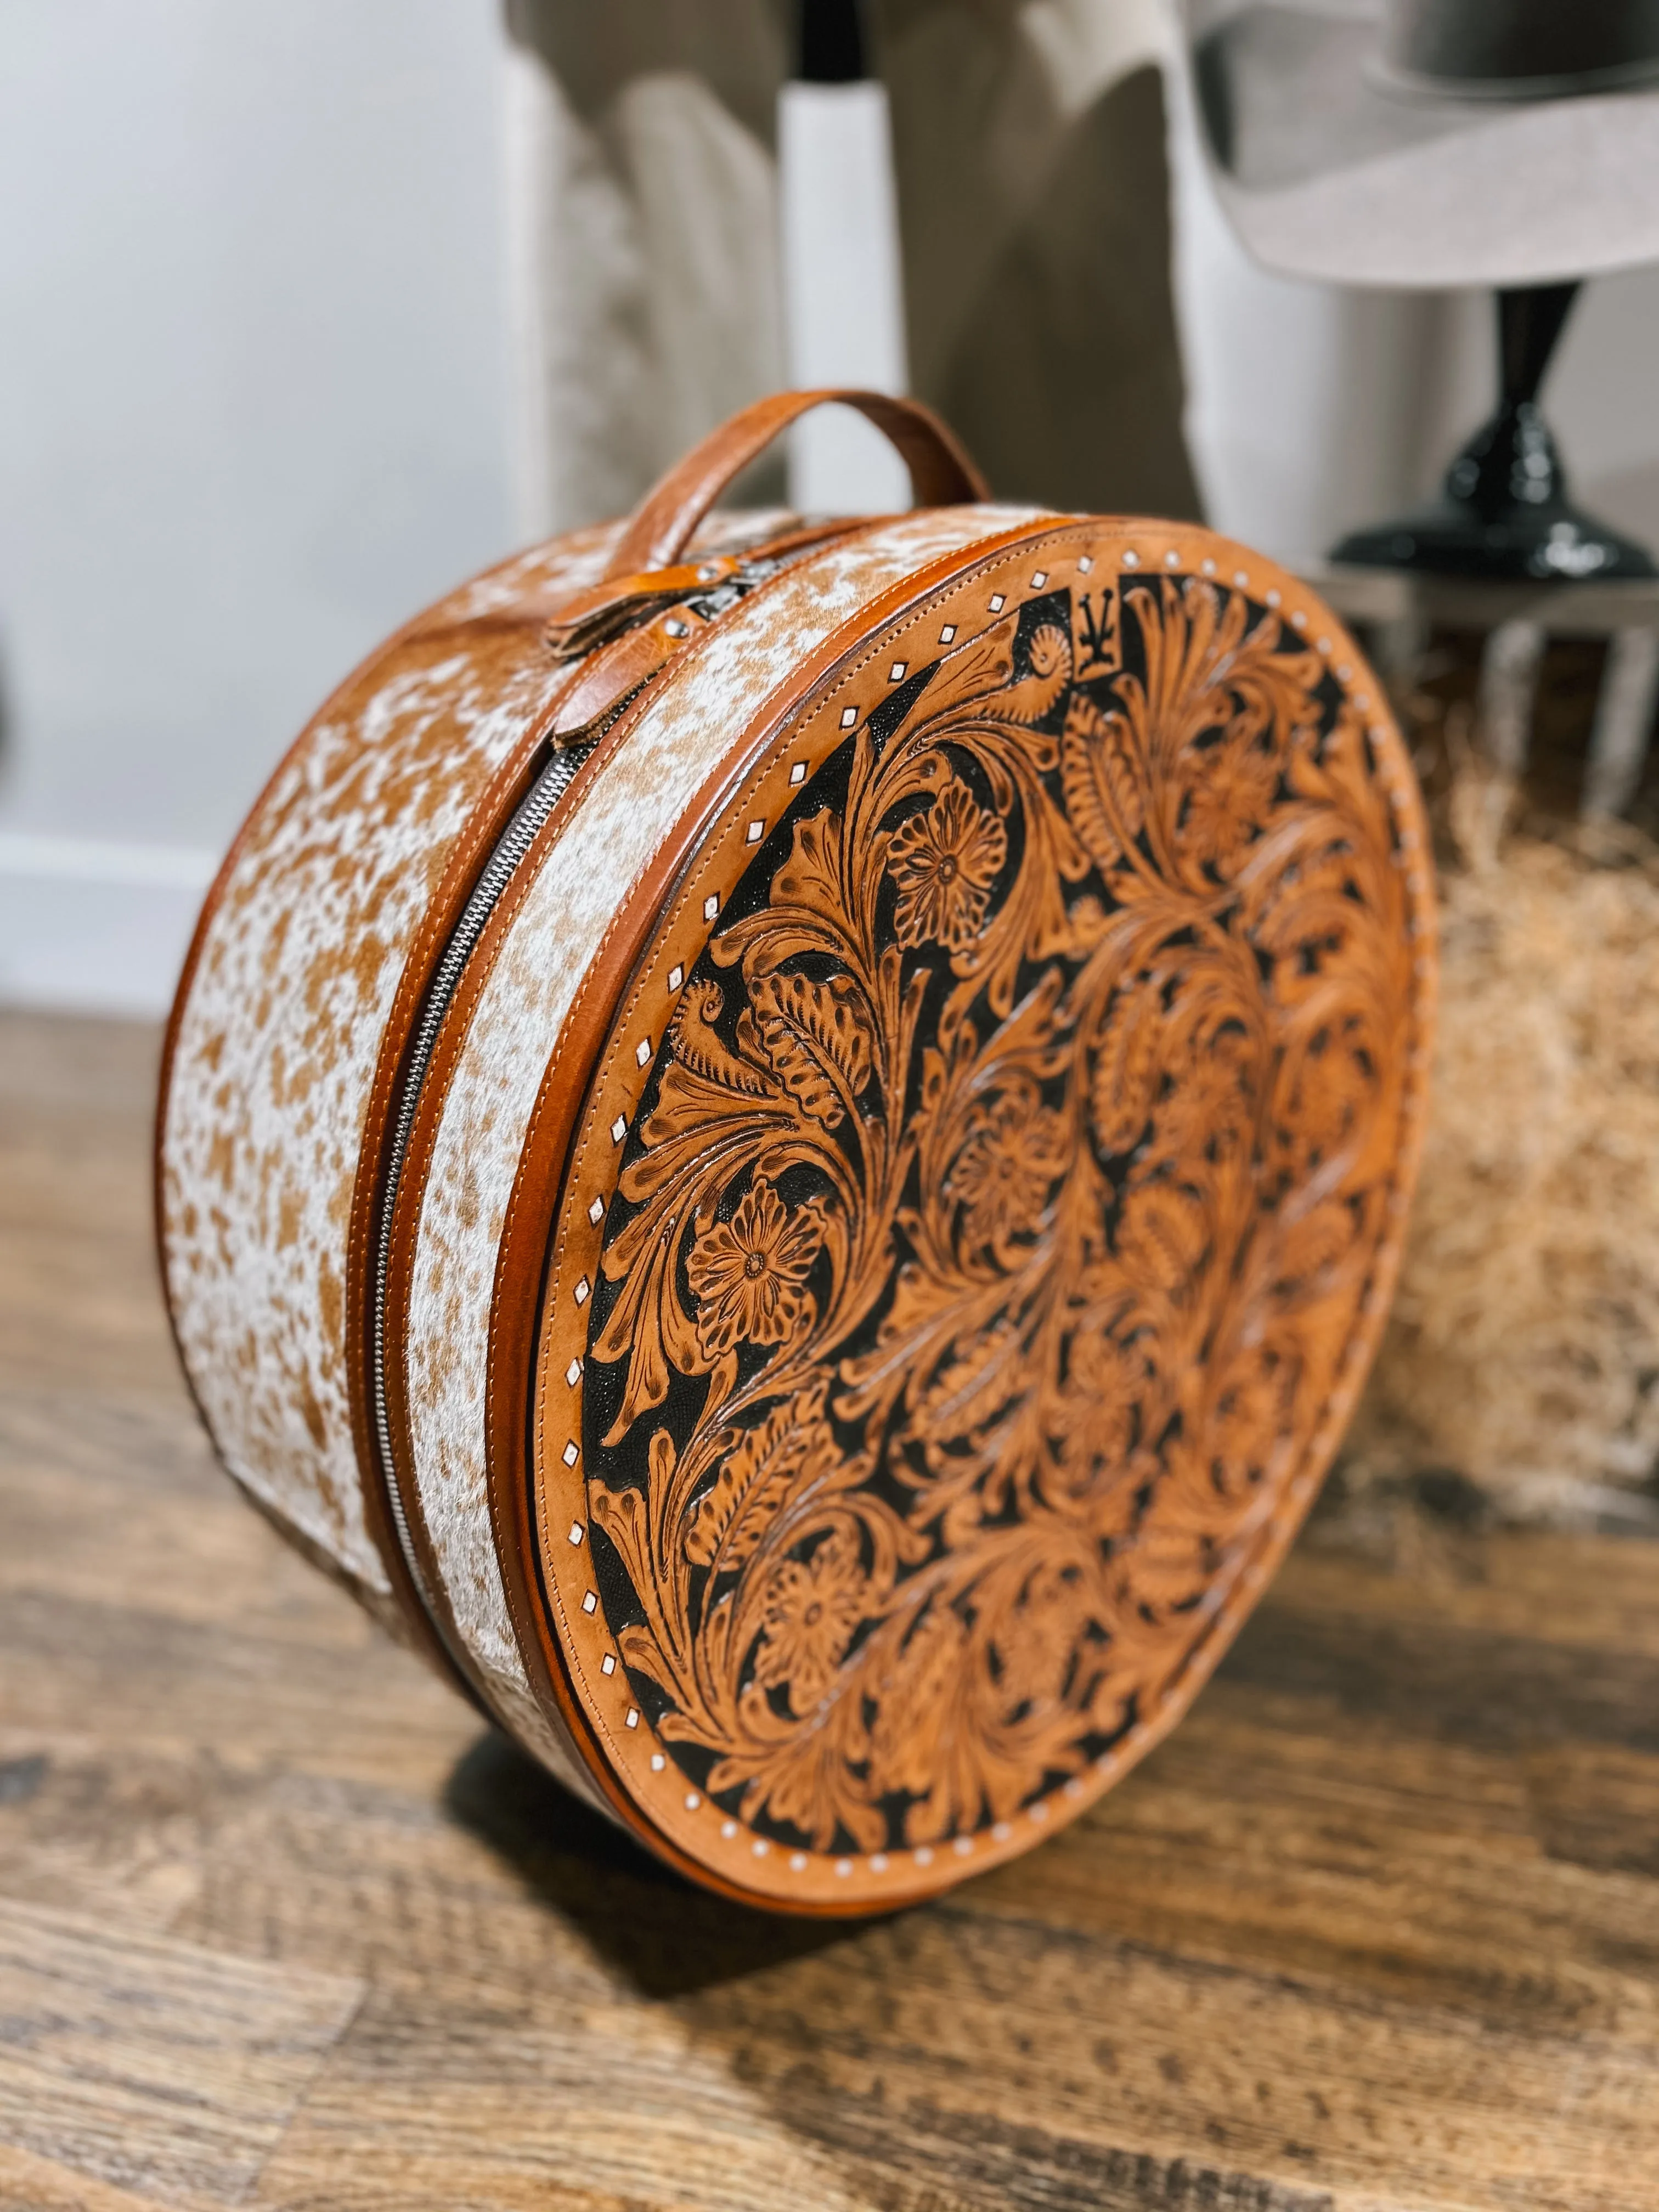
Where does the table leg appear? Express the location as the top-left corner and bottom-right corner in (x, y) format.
(1477, 618), (1544, 777)
(1582, 625), (1659, 819)
(1368, 612), (1429, 690)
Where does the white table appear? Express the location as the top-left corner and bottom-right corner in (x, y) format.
(1303, 566), (1659, 817)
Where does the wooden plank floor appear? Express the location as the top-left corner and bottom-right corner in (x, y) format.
(3, 1006), (1658, 2212)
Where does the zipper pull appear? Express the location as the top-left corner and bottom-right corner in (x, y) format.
(544, 599), (714, 748)
(543, 557), (742, 662)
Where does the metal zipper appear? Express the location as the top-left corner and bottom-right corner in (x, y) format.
(369, 735), (596, 1643)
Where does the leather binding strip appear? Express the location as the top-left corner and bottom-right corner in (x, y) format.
(358, 517), (872, 1707)
(481, 523), (1048, 1893)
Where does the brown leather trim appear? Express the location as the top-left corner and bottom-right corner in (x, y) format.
(483, 518), (1049, 1910)
(603, 390), (990, 580)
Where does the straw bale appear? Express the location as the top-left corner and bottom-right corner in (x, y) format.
(1344, 767), (1659, 1526)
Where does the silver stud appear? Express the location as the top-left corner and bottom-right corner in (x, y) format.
(1122, 551), (1139, 569)
(582, 1589), (598, 1614)
(870, 1853), (888, 1872)
(1030, 570), (1048, 589)
(1077, 554), (1093, 573)
(667, 963), (684, 991)
(587, 1195), (603, 1226)
(567, 1520), (584, 1545)
(625, 1707), (639, 1729)
(745, 819), (764, 844)
(888, 660), (907, 682)
(914, 1846), (934, 1866)
(789, 1852), (807, 1871)
(789, 761), (806, 786)
(664, 617), (689, 639)
(1200, 557), (1217, 577)
(610, 1114), (627, 1145)
(684, 1791), (701, 1811)
(574, 1276), (590, 1306)
(752, 1838), (769, 1857)
(1163, 551), (1180, 568)
(601, 1652), (616, 1675)
(566, 1356), (582, 1386)
(939, 623), (957, 644)
(651, 1752), (665, 1771)
(634, 1037), (651, 1068)
(988, 594), (1006, 612)
(952, 1835), (973, 1855)
(562, 1438), (579, 1468)
(834, 1858), (853, 1877)
(702, 894), (719, 922)
(1266, 588), (1282, 608)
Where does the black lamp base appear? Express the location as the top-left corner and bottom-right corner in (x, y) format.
(1332, 485), (1656, 582)
(1331, 283), (1657, 583)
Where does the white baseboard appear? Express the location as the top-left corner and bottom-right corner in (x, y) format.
(0, 833), (217, 1018)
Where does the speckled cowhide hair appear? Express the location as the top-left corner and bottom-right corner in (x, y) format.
(156, 388), (1436, 1912)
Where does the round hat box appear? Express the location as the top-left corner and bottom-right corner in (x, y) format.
(157, 390), (1435, 1912)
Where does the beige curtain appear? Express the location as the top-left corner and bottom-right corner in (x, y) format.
(503, 0), (1200, 534)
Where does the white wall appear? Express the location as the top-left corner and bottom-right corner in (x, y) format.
(0, 0), (515, 1012)
(1165, 54), (1659, 570)
(4, 1), (1658, 1015)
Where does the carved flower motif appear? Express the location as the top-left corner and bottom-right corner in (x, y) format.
(686, 1175), (823, 1358)
(753, 1529), (867, 1712)
(887, 777), (1007, 952)
(993, 1563), (1096, 1717)
(947, 1080), (1068, 1250)
(1178, 735), (1279, 875)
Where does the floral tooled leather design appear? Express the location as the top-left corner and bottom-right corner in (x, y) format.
(582, 569), (1418, 1858)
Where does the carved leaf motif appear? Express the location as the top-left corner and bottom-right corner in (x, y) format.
(1116, 1181), (1209, 1296)
(664, 978), (773, 1098)
(1060, 692), (1142, 872)
(866, 1604), (971, 1807)
(744, 970), (874, 1129)
(1091, 986), (1161, 1157)
(684, 1387), (834, 1571)
(770, 807), (844, 917)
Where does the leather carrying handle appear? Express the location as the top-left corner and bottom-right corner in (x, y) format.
(602, 388), (991, 582)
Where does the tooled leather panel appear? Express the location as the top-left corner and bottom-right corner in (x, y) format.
(399, 507), (1049, 1742)
(532, 530), (1436, 1907)
(160, 510), (801, 1593)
